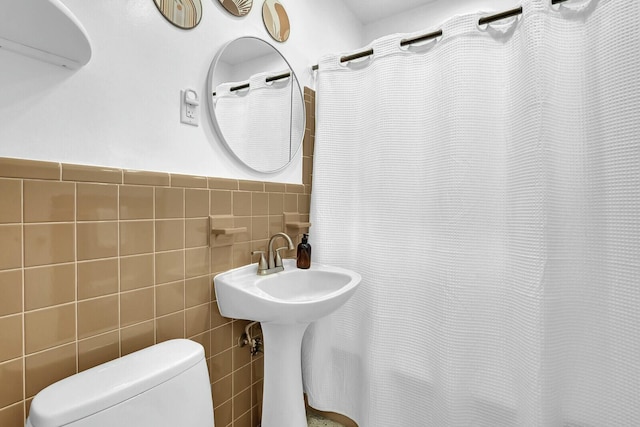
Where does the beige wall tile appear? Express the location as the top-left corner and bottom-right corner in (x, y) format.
(77, 295), (119, 339)
(0, 358), (23, 408)
(0, 270), (22, 316)
(211, 246), (233, 275)
(233, 192), (252, 216)
(120, 288), (154, 327)
(185, 275), (211, 308)
(0, 226), (22, 270)
(0, 158), (59, 180)
(252, 356), (264, 383)
(214, 397), (232, 427)
(25, 343), (76, 398)
(303, 156), (313, 185)
(0, 179), (21, 224)
(265, 182), (286, 192)
(234, 387), (252, 419)
(212, 374), (232, 408)
(232, 242), (251, 268)
(268, 193), (284, 215)
(156, 219), (184, 252)
(62, 164), (122, 184)
(284, 193), (298, 212)
(171, 174), (207, 188)
(251, 217), (269, 241)
(185, 247), (209, 278)
(120, 221), (153, 256)
(77, 222), (118, 261)
(156, 312), (184, 343)
(24, 264), (75, 310)
(251, 192), (269, 216)
(24, 223), (74, 267)
(77, 183), (118, 221)
(155, 251), (184, 285)
(238, 180), (263, 192)
(186, 303), (210, 337)
(185, 218), (209, 248)
(211, 323), (233, 355)
(210, 348), (233, 382)
(0, 402), (24, 427)
(269, 216), (284, 236)
(234, 364), (252, 397)
(121, 321), (154, 356)
(210, 190), (232, 215)
(185, 189), (209, 218)
(78, 331), (119, 372)
(120, 254), (154, 291)
(233, 217), (252, 243)
(77, 258), (118, 300)
(123, 170), (169, 187)
(286, 184), (304, 194)
(156, 281), (184, 316)
(155, 187), (184, 219)
(119, 186), (153, 220)
(298, 194), (311, 214)
(23, 180), (75, 223)
(303, 132), (314, 157)
(0, 315), (22, 363)
(24, 303), (75, 354)
(208, 178), (238, 190)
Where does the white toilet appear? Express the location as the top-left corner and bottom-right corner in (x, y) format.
(25, 339), (214, 427)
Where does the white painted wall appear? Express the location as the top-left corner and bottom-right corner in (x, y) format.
(363, 0), (521, 45)
(0, 0), (362, 183)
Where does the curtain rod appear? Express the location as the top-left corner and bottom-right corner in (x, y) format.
(212, 71), (291, 96)
(478, 6), (522, 25)
(265, 71), (291, 83)
(310, 29), (442, 71)
(310, 0), (570, 72)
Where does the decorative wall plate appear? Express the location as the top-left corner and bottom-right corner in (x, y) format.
(153, 0), (202, 29)
(262, 0), (290, 42)
(219, 0), (253, 17)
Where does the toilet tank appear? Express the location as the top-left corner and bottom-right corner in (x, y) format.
(26, 339), (214, 427)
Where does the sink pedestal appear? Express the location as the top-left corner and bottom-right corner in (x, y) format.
(261, 322), (310, 427)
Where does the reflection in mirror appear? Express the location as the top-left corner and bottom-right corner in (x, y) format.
(207, 37), (305, 173)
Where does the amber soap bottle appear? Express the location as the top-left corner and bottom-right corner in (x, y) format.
(296, 234), (311, 269)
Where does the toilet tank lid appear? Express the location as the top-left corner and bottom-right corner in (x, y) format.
(28, 339), (205, 427)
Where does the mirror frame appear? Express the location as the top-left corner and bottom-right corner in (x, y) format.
(207, 36), (305, 174)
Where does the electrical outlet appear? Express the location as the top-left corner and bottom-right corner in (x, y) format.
(180, 89), (199, 126)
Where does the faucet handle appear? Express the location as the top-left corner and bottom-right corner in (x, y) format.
(274, 247), (289, 268)
(251, 250), (268, 271)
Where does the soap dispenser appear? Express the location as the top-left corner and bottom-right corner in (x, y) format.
(296, 234), (311, 269)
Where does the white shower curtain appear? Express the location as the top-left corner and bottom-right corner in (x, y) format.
(304, 0), (640, 426)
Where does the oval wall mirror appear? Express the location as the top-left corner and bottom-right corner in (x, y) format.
(207, 37), (305, 173)
(153, 0), (202, 29)
(218, 0), (252, 17)
(262, 0), (290, 42)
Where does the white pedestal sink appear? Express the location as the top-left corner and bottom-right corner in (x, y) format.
(214, 259), (361, 427)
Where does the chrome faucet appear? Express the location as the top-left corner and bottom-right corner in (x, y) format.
(251, 232), (295, 276)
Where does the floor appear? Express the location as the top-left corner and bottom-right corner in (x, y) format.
(307, 412), (346, 427)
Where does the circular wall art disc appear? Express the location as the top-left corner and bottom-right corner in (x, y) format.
(262, 0), (290, 42)
(154, 0), (202, 29)
(219, 0), (253, 17)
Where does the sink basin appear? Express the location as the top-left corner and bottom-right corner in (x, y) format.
(214, 258), (361, 324)
(213, 258), (361, 427)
